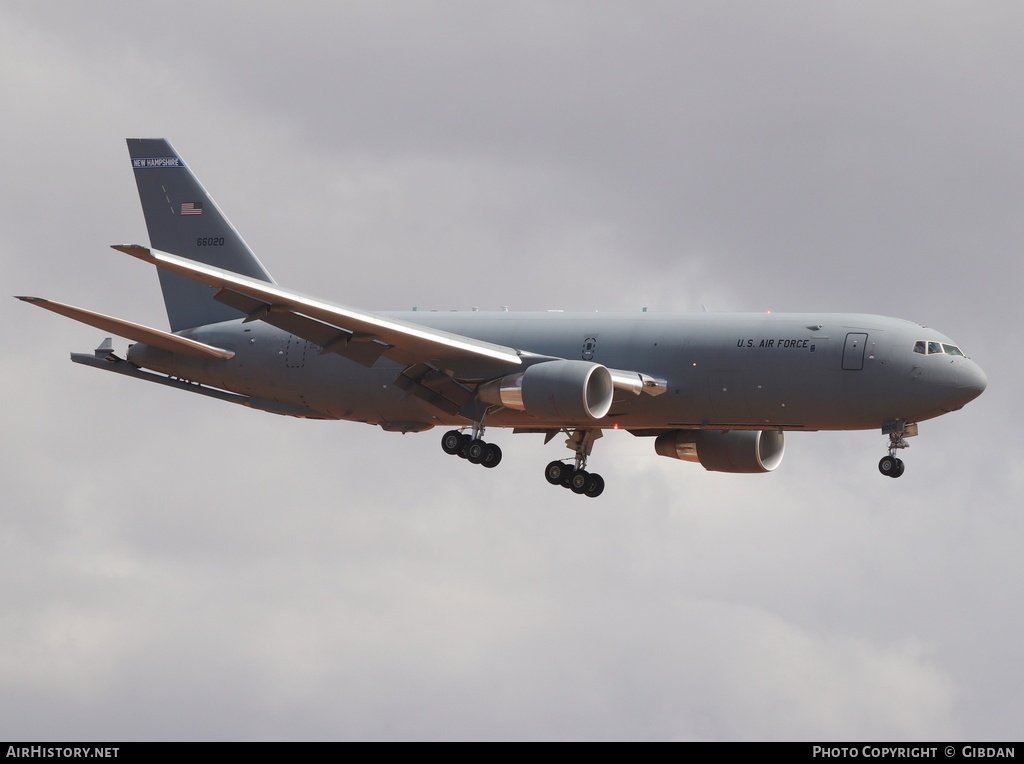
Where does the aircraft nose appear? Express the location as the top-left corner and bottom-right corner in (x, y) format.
(958, 361), (988, 403)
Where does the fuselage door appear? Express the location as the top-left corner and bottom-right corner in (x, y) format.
(285, 335), (307, 368)
(842, 332), (868, 370)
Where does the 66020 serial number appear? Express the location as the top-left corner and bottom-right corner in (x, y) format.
(196, 237), (225, 246)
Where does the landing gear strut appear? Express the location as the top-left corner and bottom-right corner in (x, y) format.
(544, 429), (605, 498)
(440, 425), (502, 469)
(878, 421), (916, 478)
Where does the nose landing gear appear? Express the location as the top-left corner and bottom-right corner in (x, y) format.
(878, 421), (917, 478)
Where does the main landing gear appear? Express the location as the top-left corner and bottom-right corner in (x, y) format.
(544, 429), (605, 498)
(544, 461), (605, 498)
(878, 422), (917, 478)
(439, 426), (607, 497)
(440, 428), (502, 468)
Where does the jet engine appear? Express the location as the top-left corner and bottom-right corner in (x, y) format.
(654, 429), (785, 473)
(478, 360), (614, 420)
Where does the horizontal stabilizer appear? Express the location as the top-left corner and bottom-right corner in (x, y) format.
(15, 296), (235, 360)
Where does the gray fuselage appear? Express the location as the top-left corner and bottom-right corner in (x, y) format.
(128, 310), (987, 434)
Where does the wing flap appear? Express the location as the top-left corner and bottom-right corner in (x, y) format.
(213, 288), (390, 367)
(15, 296), (235, 360)
(393, 363), (475, 415)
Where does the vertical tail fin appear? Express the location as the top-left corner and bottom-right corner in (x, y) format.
(126, 138), (275, 332)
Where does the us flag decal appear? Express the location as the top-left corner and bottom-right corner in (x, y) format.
(180, 202), (203, 216)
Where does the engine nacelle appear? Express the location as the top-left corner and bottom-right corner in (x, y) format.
(478, 360), (613, 420)
(654, 429), (785, 473)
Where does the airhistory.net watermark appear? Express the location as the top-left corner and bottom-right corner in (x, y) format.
(6, 748), (118, 758)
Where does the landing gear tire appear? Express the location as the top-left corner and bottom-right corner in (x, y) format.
(570, 470), (590, 495)
(545, 461), (569, 485)
(441, 430), (466, 455)
(565, 469), (604, 497)
(481, 443), (502, 468)
(466, 439), (488, 464)
(879, 456), (906, 478)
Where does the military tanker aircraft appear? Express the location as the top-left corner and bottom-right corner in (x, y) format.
(17, 139), (988, 497)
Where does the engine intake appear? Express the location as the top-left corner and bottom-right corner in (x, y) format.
(654, 430), (785, 473)
(478, 360), (613, 420)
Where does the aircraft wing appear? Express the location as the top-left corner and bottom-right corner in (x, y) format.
(15, 296), (235, 360)
(112, 245), (522, 377)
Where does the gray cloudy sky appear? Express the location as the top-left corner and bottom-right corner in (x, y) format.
(1, 1), (1021, 741)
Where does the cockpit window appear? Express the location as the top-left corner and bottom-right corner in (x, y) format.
(914, 340), (966, 356)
